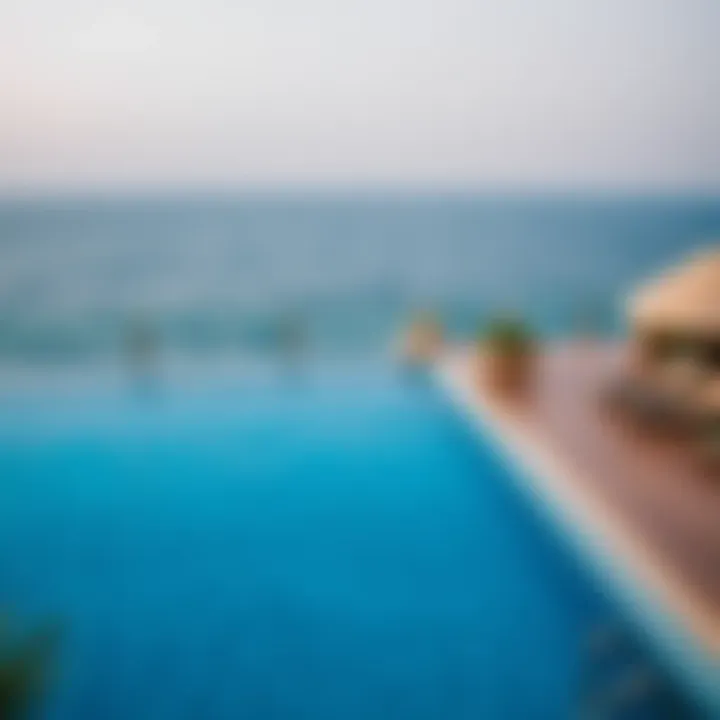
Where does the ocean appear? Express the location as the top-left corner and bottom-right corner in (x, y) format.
(1, 194), (712, 718)
(0, 193), (718, 363)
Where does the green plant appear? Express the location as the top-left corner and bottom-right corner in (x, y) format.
(0, 617), (59, 719)
(481, 316), (535, 355)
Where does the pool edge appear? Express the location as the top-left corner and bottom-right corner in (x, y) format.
(433, 353), (720, 717)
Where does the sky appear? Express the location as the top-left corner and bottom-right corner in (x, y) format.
(0, 0), (719, 194)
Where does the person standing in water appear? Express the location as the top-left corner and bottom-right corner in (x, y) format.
(277, 313), (307, 377)
(124, 315), (161, 395)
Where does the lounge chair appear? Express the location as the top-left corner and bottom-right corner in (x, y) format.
(690, 380), (720, 476)
(694, 420), (720, 477)
(601, 359), (704, 437)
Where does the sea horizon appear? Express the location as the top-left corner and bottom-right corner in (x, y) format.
(0, 191), (718, 366)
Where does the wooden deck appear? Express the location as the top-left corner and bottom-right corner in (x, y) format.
(436, 342), (720, 710)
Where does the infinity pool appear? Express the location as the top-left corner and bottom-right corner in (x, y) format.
(0, 366), (692, 718)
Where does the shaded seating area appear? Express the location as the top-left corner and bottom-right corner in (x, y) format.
(605, 249), (720, 467)
(603, 370), (699, 437)
(693, 380), (720, 473)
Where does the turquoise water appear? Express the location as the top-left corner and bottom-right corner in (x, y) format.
(0, 367), (693, 718)
(1, 194), (719, 360)
(0, 194), (712, 716)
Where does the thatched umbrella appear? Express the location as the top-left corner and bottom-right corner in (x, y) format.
(627, 248), (720, 372)
(629, 248), (720, 337)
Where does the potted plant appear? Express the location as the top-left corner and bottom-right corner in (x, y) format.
(0, 616), (59, 719)
(479, 316), (535, 395)
(400, 312), (443, 365)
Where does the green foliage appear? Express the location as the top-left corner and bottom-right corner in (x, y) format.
(0, 617), (60, 719)
(480, 316), (535, 355)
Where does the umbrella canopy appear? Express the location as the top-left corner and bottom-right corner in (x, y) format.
(629, 247), (720, 337)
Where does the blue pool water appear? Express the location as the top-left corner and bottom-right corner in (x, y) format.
(0, 366), (693, 719)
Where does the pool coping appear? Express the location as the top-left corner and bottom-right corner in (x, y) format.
(434, 351), (720, 717)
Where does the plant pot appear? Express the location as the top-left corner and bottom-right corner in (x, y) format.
(482, 349), (534, 396)
(402, 320), (442, 363)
